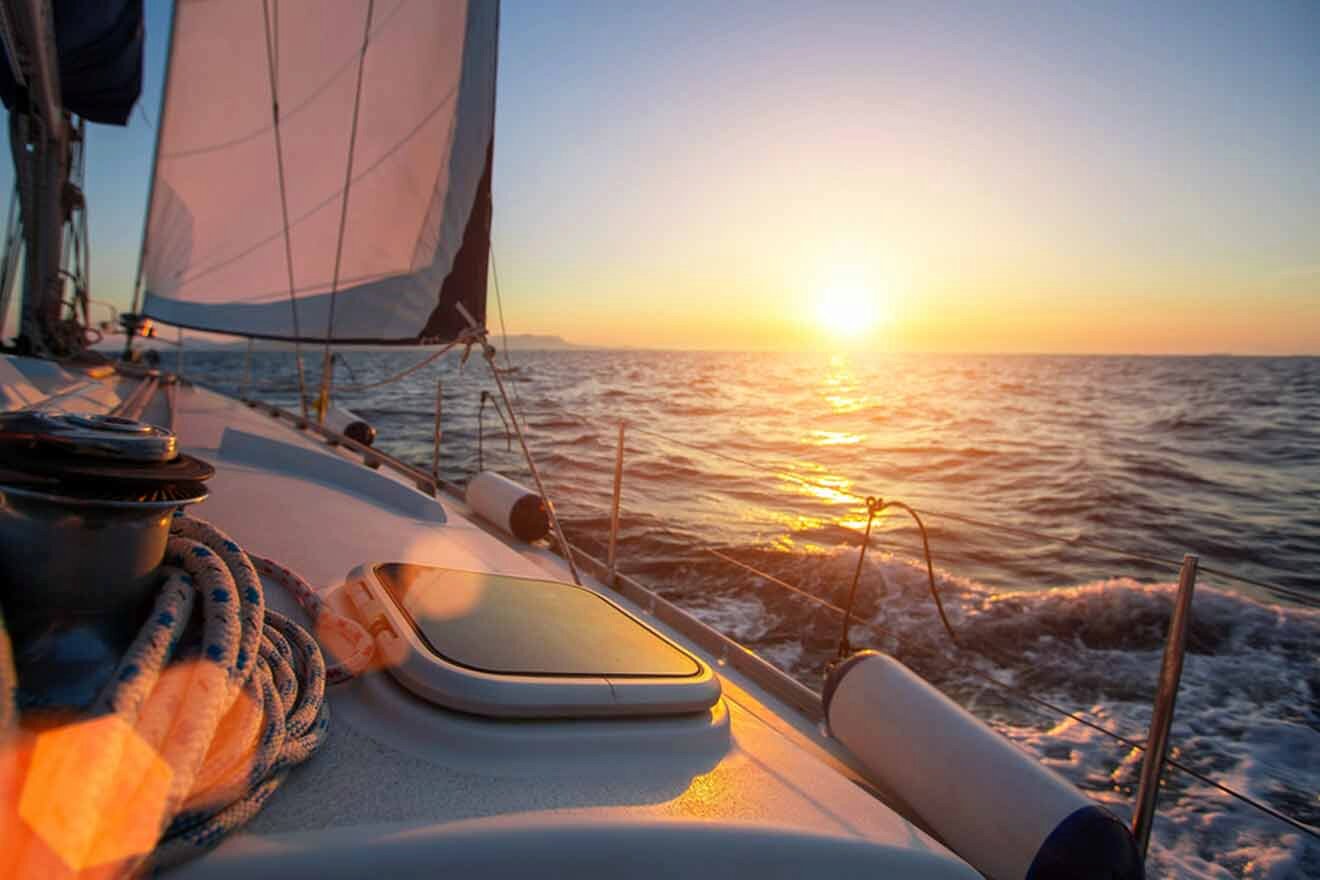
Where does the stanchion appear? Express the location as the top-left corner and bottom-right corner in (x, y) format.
(1131, 553), (1199, 858)
(607, 421), (625, 585)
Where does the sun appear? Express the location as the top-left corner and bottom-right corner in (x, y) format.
(813, 272), (883, 338)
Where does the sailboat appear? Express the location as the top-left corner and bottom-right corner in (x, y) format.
(0, 2), (1177, 877)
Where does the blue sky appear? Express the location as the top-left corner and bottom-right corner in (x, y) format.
(4, 0), (1318, 352)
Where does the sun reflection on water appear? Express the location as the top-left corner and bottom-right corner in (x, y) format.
(739, 354), (905, 543)
(777, 470), (856, 506)
(820, 354), (874, 416)
(808, 430), (862, 446)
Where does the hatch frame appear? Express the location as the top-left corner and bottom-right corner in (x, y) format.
(344, 562), (722, 719)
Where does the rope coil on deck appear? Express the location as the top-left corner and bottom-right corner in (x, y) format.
(0, 514), (373, 876)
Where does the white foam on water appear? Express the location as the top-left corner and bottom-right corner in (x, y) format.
(722, 548), (1320, 879)
(678, 593), (770, 644)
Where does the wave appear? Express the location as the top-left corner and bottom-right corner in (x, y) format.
(657, 545), (1320, 879)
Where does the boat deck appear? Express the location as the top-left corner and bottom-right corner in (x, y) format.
(2, 357), (977, 877)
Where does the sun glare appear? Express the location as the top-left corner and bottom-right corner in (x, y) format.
(813, 271), (884, 339)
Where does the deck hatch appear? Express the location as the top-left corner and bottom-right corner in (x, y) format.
(348, 562), (721, 718)
(376, 563), (700, 677)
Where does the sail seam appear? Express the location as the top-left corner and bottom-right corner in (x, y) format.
(406, 114), (458, 277)
(157, 0), (408, 162)
(211, 270), (401, 304)
(172, 84), (460, 295)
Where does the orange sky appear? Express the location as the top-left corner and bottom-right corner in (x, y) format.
(500, 252), (1320, 354)
(489, 3), (1320, 354)
(4, 1), (1317, 355)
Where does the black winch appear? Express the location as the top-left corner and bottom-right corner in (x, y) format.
(0, 412), (213, 709)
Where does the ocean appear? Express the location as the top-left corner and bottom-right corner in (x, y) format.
(184, 347), (1319, 879)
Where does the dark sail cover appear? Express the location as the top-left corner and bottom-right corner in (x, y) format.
(139, 0), (498, 344)
(0, 0), (145, 125)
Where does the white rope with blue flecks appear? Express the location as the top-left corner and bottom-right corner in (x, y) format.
(0, 513), (374, 875)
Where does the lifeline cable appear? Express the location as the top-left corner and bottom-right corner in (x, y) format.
(247, 337), (468, 397)
(702, 527), (1320, 844)
(332, 336), (469, 393)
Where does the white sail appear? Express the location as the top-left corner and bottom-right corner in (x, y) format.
(141, 0), (498, 343)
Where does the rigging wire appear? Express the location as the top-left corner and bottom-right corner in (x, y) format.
(233, 339), (466, 396)
(479, 255), (585, 587)
(333, 338), (465, 392)
(707, 547), (849, 615)
(489, 248), (524, 411)
(332, 351), (361, 386)
(482, 343), (583, 585)
(477, 389), (512, 472)
(317, 0), (376, 422)
(259, 0), (309, 419)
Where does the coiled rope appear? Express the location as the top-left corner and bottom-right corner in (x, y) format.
(0, 514), (373, 876)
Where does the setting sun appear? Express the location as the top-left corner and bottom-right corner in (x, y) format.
(813, 273), (884, 339)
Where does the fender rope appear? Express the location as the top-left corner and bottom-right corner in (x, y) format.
(0, 514), (373, 876)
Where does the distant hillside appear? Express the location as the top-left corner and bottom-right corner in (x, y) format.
(495, 334), (580, 351)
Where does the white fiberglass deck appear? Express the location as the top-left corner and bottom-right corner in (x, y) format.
(3, 359), (976, 878)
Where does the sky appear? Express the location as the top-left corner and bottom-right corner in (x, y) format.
(4, 0), (1318, 353)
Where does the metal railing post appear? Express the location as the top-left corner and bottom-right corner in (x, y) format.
(175, 327), (184, 375)
(431, 379), (443, 486)
(607, 421), (625, 585)
(1131, 553), (1198, 858)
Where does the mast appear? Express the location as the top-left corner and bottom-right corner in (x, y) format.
(0, 0), (69, 354)
(0, 180), (21, 339)
(1, 0), (143, 354)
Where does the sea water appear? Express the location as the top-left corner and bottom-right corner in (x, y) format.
(187, 348), (1319, 879)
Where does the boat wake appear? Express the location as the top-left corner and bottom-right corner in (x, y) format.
(647, 546), (1319, 880)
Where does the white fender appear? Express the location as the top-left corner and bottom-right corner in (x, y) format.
(466, 471), (550, 542)
(323, 406), (375, 446)
(824, 651), (1143, 880)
